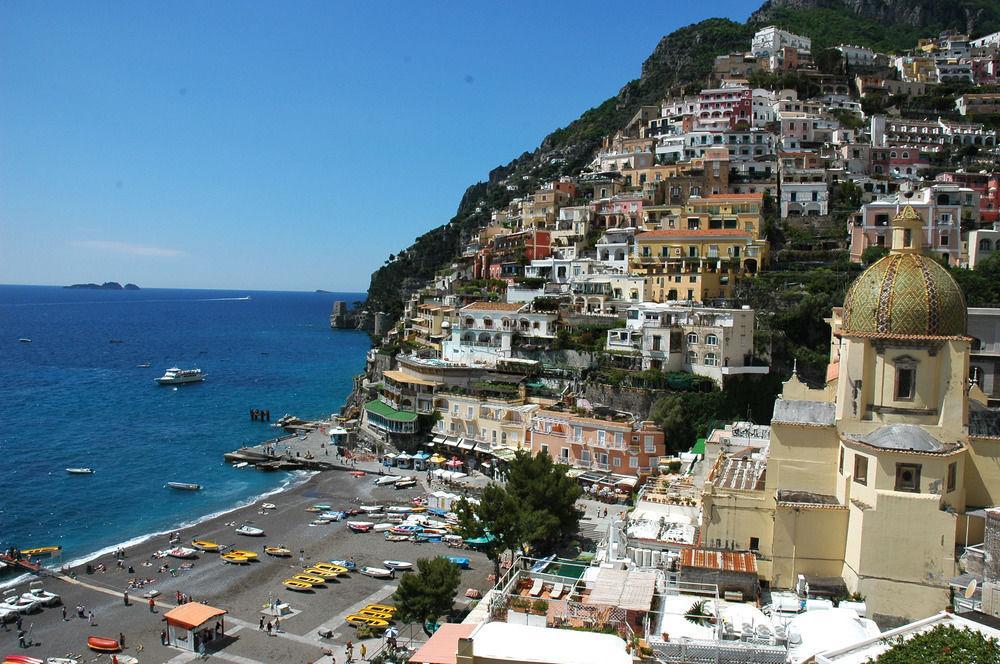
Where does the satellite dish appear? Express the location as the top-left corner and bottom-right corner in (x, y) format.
(965, 579), (978, 599)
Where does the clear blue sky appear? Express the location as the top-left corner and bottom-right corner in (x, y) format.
(0, 1), (754, 291)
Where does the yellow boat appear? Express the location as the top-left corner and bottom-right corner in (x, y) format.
(191, 539), (220, 552)
(291, 573), (326, 586)
(311, 562), (349, 575)
(20, 546), (61, 557)
(264, 546), (292, 557)
(357, 608), (394, 620)
(364, 603), (397, 614)
(228, 549), (259, 560)
(283, 579), (313, 592)
(220, 552), (250, 565)
(345, 614), (388, 629)
(303, 567), (340, 580)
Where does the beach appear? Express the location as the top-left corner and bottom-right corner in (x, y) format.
(1, 467), (491, 663)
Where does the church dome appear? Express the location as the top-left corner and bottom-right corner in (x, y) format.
(842, 207), (967, 338)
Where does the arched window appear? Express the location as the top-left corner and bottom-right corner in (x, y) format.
(704, 352), (719, 367)
(687, 332), (699, 344)
(686, 350), (698, 365)
(478, 332), (492, 344)
(706, 334), (719, 346)
(980, 238), (993, 251)
(483, 317), (493, 329)
(464, 317), (474, 328)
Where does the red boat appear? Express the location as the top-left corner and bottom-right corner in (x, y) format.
(347, 521), (374, 533)
(350, 471), (366, 477)
(3, 656), (44, 664)
(87, 636), (122, 652)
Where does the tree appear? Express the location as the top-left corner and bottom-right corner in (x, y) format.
(862, 246), (889, 265)
(455, 485), (523, 580)
(392, 556), (462, 635)
(650, 393), (697, 452)
(504, 450), (582, 554)
(873, 624), (1000, 664)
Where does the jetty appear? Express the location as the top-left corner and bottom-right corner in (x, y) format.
(0, 553), (42, 574)
(224, 423), (362, 472)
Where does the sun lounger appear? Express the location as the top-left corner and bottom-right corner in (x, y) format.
(528, 578), (543, 597)
(549, 582), (563, 599)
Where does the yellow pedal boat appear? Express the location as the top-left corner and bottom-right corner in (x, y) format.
(283, 579), (313, 592)
(191, 539), (220, 552)
(264, 546), (292, 557)
(291, 573), (326, 586)
(345, 614), (388, 629)
(20, 546), (62, 557)
(220, 552), (250, 565)
(228, 549), (259, 560)
(311, 562), (349, 575)
(357, 608), (394, 620)
(364, 603), (397, 614)
(303, 567), (340, 580)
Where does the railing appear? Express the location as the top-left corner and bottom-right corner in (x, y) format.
(650, 640), (787, 664)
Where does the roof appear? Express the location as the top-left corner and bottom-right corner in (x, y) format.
(363, 400), (419, 422)
(777, 490), (843, 508)
(772, 399), (836, 427)
(382, 370), (440, 387)
(711, 450), (766, 491)
(970, 408), (1000, 439)
(586, 568), (658, 611)
(468, 621), (632, 664)
(680, 549), (757, 574)
(636, 229), (753, 239)
(163, 602), (227, 630)
(703, 193), (764, 200)
(844, 423), (961, 454)
(409, 623), (476, 664)
(460, 301), (525, 312)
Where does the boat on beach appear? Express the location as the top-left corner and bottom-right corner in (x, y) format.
(328, 559), (356, 570)
(446, 555), (471, 569)
(0, 594), (40, 614)
(358, 504), (383, 513)
(384, 534), (409, 542)
(235, 524), (264, 536)
(374, 476), (399, 486)
(264, 546), (292, 557)
(166, 482), (202, 491)
(66, 467), (94, 475)
(22, 582), (60, 607)
(283, 579), (312, 592)
(166, 547), (198, 559)
(360, 566), (394, 579)
(220, 552), (250, 565)
(347, 521), (374, 533)
(191, 539), (220, 552)
(86, 636), (121, 652)
(155, 367), (205, 385)
(395, 479), (418, 489)
(383, 560), (413, 571)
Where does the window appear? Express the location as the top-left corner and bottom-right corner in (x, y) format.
(597, 430), (606, 447)
(896, 367), (915, 400)
(940, 234), (949, 246)
(839, 447), (844, 474)
(560, 447), (569, 461)
(581, 450), (591, 463)
(644, 435), (656, 453)
(947, 462), (957, 492)
(573, 426), (582, 442)
(854, 454), (868, 485)
(687, 332), (699, 344)
(629, 457), (638, 468)
(614, 432), (623, 448)
(894, 463), (921, 492)
(706, 334), (719, 346)
(749, 537), (760, 551)
(613, 457), (621, 467)
(704, 352), (719, 367)
(686, 349), (698, 364)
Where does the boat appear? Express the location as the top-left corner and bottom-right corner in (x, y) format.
(390, 525), (420, 535)
(220, 552), (249, 565)
(166, 547), (198, 559)
(383, 560), (413, 571)
(384, 534), (410, 542)
(360, 566), (394, 579)
(1, 656), (44, 664)
(373, 523), (393, 533)
(414, 533), (442, 543)
(303, 567), (339, 580)
(66, 468), (94, 475)
(347, 521), (374, 533)
(228, 549), (258, 560)
(47, 659), (82, 664)
(386, 506), (413, 514)
(23, 582), (60, 607)
(319, 511), (344, 521)
(311, 562), (348, 575)
(283, 579), (312, 592)
(345, 614), (389, 629)
(20, 546), (61, 558)
(446, 556), (471, 569)
(166, 482), (202, 491)
(328, 559), (356, 570)
(264, 546), (292, 557)
(0, 594), (40, 614)
(233, 462), (249, 469)
(375, 476), (399, 486)
(18, 338), (31, 343)
(359, 504), (383, 513)
(235, 524), (264, 536)
(86, 636), (121, 652)
(136, 362), (151, 368)
(191, 539), (220, 552)
(291, 573), (325, 586)
(261, 502), (276, 510)
(306, 504), (332, 512)
(395, 479), (418, 489)
(154, 367), (205, 385)
(357, 607), (394, 620)
(350, 471), (366, 477)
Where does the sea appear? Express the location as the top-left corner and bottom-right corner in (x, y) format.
(0, 284), (369, 577)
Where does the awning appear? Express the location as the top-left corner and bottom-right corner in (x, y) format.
(164, 602), (228, 630)
(491, 448), (517, 462)
(444, 437), (460, 447)
(615, 477), (638, 488)
(432, 435), (447, 444)
(396, 452), (412, 460)
(475, 441), (491, 453)
(459, 439), (475, 450)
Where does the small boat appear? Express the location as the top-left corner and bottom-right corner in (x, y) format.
(18, 338), (31, 343)
(113, 657), (139, 664)
(235, 524), (264, 537)
(386, 506), (413, 514)
(359, 504), (383, 513)
(291, 573), (325, 586)
(220, 552), (249, 565)
(264, 546), (292, 557)
(0, 594), (40, 614)
(446, 555), (471, 569)
(375, 476), (399, 486)
(350, 471), (366, 477)
(414, 533), (442, 543)
(47, 659), (82, 664)
(311, 562), (348, 575)
(383, 560), (413, 571)
(136, 362), (151, 368)
(66, 468), (94, 475)
(167, 547), (198, 559)
(390, 525), (420, 535)
(2, 656), (44, 664)
(228, 549), (258, 560)
(261, 502), (276, 510)
(360, 566), (394, 579)
(320, 511), (344, 521)
(329, 559), (356, 570)
(345, 614), (389, 629)
(166, 482), (202, 491)
(86, 636), (121, 652)
(306, 504), (332, 512)
(283, 579), (312, 592)
(395, 480), (418, 489)
(20, 546), (61, 558)
(191, 539), (220, 552)
(233, 462), (249, 469)
(303, 567), (339, 580)
(155, 367), (205, 385)
(347, 521), (374, 533)
(23, 582), (60, 607)
(373, 523), (393, 533)
(384, 534), (410, 542)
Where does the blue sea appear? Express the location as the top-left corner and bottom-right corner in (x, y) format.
(0, 285), (368, 569)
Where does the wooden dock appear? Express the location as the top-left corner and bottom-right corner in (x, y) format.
(224, 425), (356, 472)
(1, 554), (41, 574)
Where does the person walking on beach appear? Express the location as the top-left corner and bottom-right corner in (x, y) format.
(61, 605), (67, 621)
(258, 615), (264, 630)
(123, 590), (129, 606)
(274, 615), (280, 632)
(360, 642), (367, 660)
(119, 632), (126, 648)
(346, 640), (353, 662)
(88, 609), (96, 626)
(148, 598), (156, 613)
(266, 620), (272, 636)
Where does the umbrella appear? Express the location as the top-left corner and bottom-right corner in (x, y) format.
(446, 459), (463, 468)
(429, 454), (446, 464)
(384, 627), (400, 639)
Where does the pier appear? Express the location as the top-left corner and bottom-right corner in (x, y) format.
(223, 422), (366, 472)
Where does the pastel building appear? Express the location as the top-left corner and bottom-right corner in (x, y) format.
(442, 302), (557, 368)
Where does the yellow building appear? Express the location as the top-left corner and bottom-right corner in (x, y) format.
(702, 205), (1000, 623)
(631, 193), (768, 301)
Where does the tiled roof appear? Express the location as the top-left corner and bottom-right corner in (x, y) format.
(772, 399), (836, 427)
(680, 549), (757, 574)
(460, 301), (525, 312)
(636, 229), (753, 239)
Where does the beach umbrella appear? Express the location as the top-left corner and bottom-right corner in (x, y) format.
(384, 626), (400, 639)
(446, 459), (463, 468)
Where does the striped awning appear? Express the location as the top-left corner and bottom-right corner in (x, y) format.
(475, 441), (491, 453)
(459, 439), (475, 450)
(432, 434), (446, 444)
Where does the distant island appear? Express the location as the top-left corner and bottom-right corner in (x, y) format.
(64, 282), (140, 290)
(315, 289), (333, 294)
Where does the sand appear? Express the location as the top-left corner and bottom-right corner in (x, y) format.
(0, 467), (491, 663)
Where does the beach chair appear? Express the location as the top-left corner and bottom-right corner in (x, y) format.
(549, 582), (563, 599)
(528, 578), (543, 597)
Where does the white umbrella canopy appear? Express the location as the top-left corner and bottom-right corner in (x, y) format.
(384, 626), (400, 639)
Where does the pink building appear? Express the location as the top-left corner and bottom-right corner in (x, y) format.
(697, 87), (752, 128)
(937, 171), (1000, 223)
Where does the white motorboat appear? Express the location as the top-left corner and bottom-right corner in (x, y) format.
(383, 560), (413, 571)
(233, 462), (249, 468)
(261, 502), (276, 510)
(235, 524), (265, 536)
(375, 475), (399, 486)
(319, 511), (344, 521)
(360, 566), (394, 579)
(167, 547), (198, 559)
(167, 481), (202, 491)
(373, 523), (393, 532)
(347, 521), (374, 533)
(0, 593), (40, 613)
(386, 505), (413, 514)
(359, 504), (383, 513)
(155, 367), (206, 385)
(23, 582), (61, 606)
(66, 467), (94, 475)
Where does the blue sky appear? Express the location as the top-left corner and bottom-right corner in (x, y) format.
(0, 1), (753, 291)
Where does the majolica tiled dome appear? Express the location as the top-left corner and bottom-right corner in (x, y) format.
(842, 210), (967, 338)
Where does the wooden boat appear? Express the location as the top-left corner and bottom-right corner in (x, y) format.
(264, 546), (292, 557)
(386, 506), (413, 514)
(364, 603), (397, 614)
(220, 552), (250, 565)
(291, 573), (325, 586)
(228, 549), (258, 560)
(166, 482), (202, 491)
(66, 468), (94, 475)
(383, 560), (413, 571)
(390, 525), (420, 535)
(357, 608), (394, 620)
(305, 506), (323, 513)
(235, 524), (264, 536)
(20, 546), (61, 558)
(303, 567), (339, 580)
(373, 523), (393, 533)
(384, 534), (410, 542)
(395, 480), (417, 489)
(350, 471), (366, 477)
(167, 547), (198, 559)
(347, 521), (374, 533)
(191, 539), (220, 552)
(311, 562), (348, 575)
(359, 566), (394, 579)
(374, 476), (399, 486)
(283, 579), (312, 592)
(358, 504), (383, 513)
(86, 636), (121, 652)
(345, 614), (388, 629)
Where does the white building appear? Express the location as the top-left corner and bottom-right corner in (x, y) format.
(972, 30), (1000, 49)
(835, 44), (876, 67)
(751, 26), (811, 58)
(442, 302), (557, 368)
(967, 222), (1000, 268)
(781, 180), (830, 217)
(570, 273), (645, 314)
(594, 227), (637, 273)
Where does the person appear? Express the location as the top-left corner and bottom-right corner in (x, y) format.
(61, 605), (67, 621)
(266, 620), (272, 636)
(259, 615), (265, 630)
(346, 640), (353, 661)
(160, 629), (168, 645)
(89, 609), (96, 625)
(128, 564), (134, 574)
(18, 629), (27, 649)
(149, 597), (156, 613)
(119, 632), (126, 648)
(215, 620), (222, 636)
(123, 590), (129, 605)
(360, 642), (367, 660)
(274, 615), (280, 632)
